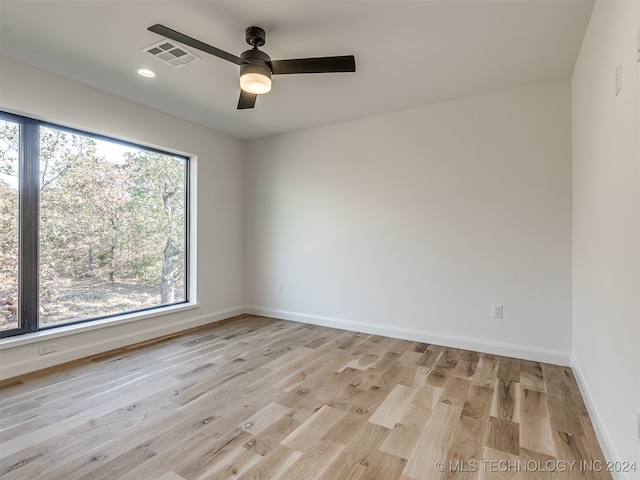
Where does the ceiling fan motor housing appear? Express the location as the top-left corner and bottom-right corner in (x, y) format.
(240, 48), (272, 80)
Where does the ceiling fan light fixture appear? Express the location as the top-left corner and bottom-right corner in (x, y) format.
(240, 64), (272, 94)
(240, 72), (271, 94)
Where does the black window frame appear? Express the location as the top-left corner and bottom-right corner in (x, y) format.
(0, 110), (190, 339)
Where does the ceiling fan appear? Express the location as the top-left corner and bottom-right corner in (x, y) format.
(147, 24), (356, 110)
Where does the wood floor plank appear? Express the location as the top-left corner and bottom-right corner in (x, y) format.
(338, 421), (390, 467)
(379, 423), (422, 460)
(236, 444), (301, 480)
(553, 430), (609, 480)
(0, 315), (611, 480)
(367, 384), (417, 428)
(519, 360), (546, 392)
(415, 349), (441, 369)
(240, 402), (291, 436)
(497, 357), (520, 383)
(340, 353), (380, 372)
(440, 376), (472, 407)
(317, 453), (367, 480)
(379, 386), (437, 460)
(176, 430), (253, 480)
(192, 445), (262, 480)
(157, 473), (187, 480)
(280, 405), (346, 452)
(427, 364), (453, 388)
(518, 448), (556, 480)
(403, 403), (463, 480)
(280, 369), (364, 417)
(491, 378), (520, 423)
(521, 388), (548, 417)
(444, 384), (494, 480)
(519, 411), (555, 457)
(478, 446), (523, 480)
(1, 392), (189, 480)
(350, 351), (403, 391)
(540, 363), (568, 385)
(547, 396), (586, 436)
(335, 332), (370, 351)
(396, 350), (423, 367)
(73, 442), (157, 480)
(243, 412), (301, 457)
(400, 385), (442, 421)
(1, 375), (183, 459)
(452, 351), (480, 380)
(472, 365), (498, 389)
(121, 433), (211, 480)
(359, 450), (407, 480)
(278, 439), (345, 480)
(486, 417), (520, 456)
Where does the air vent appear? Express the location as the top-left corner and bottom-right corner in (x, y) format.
(142, 39), (200, 68)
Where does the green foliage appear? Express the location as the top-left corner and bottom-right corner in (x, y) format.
(0, 121), (19, 298)
(0, 120), (187, 307)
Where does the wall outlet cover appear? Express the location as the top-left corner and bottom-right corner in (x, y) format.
(39, 343), (56, 355)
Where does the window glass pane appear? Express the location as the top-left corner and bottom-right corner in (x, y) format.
(0, 119), (20, 331)
(39, 126), (187, 327)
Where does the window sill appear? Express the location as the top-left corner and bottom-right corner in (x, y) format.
(0, 302), (200, 350)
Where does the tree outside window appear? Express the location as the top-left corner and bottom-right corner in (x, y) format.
(0, 114), (189, 336)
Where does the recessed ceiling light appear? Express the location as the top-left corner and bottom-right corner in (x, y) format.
(137, 68), (157, 78)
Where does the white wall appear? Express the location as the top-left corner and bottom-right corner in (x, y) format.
(245, 78), (573, 365)
(571, 0), (640, 473)
(0, 57), (246, 379)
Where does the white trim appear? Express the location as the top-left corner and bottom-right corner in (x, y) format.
(0, 304), (572, 381)
(0, 306), (244, 380)
(0, 302), (200, 349)
(570, 355), (630, 480)
(245, 306), (571, 366)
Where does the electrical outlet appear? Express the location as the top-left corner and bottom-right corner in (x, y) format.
(492, 304), (503, 318)
(39, 343), (56, 355)
(276, 282), (283, 294)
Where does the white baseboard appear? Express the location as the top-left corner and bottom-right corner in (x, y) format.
(570, 355), (632, 480)
(0, 304), (571, 381)
(245, 306), (571, 366)
(0, 306), (245, 380)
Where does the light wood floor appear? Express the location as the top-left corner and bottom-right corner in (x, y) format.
(0, 315), (611, 480)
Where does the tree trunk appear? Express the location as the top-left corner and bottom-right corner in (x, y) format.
(88, 242), (93, 271)
(160, 237), (181, 304)
(108, 244), (115, 283)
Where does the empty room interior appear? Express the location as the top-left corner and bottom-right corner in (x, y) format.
(0, 1), (638, 479)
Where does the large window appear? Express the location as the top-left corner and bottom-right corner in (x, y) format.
(0, 112), (189, 338)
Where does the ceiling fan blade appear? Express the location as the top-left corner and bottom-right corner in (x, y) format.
(148, 24), (248, 66)
(237, 90), (257, 109)
(268, 55), (356, 75)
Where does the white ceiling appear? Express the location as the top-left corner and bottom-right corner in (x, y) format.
(0, 0), (594, 140)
